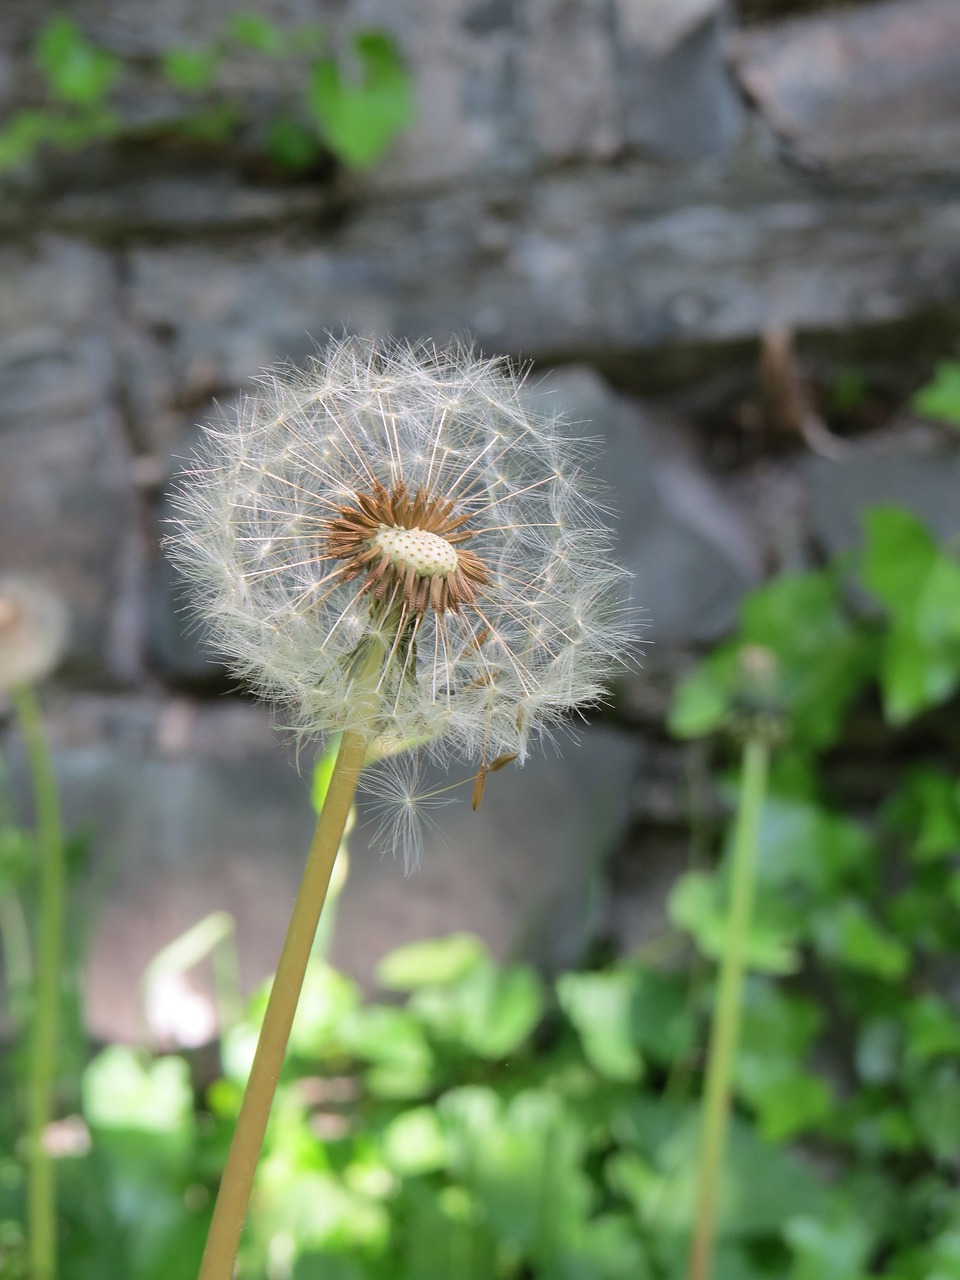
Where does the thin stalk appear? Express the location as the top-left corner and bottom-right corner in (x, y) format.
(687, 734), (769, 1280)
(197, 727), (368, 1280)
(12, 683), (64, 1280)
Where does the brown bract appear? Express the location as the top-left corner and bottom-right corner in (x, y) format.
(324, 479), (490, 617)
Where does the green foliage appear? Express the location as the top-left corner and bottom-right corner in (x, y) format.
(912, 360), (960, 428)
(307, 32), (415, 169)
(0, 11), (413, 176)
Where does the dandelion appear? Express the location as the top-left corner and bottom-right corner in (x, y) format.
(0, 576), (68, 694)
(168, 336), (635, 1280)
(171, 337), (631, 837)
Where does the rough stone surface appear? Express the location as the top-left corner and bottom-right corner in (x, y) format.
(524, 367), (762, 642)
(0, 239), (142, 683)
(731, 0), (960, 177)
(805, 429), (960, 556)
(116, 176), (960, 374)
(6, 696), (638, 1043)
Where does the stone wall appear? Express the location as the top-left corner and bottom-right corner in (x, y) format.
(1, 0), (959, 1045)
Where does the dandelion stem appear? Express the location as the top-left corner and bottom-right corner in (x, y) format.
(687, 734), (769, 1280)
(13, 683), (64, 1280)
(197, 727), (368, 1280)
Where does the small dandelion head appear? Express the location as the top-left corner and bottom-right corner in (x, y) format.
(168, 336), (637, 861)
(0, 576), (68, 693)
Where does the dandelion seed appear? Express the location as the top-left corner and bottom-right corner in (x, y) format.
(168, 336), (636, 863)
(359, 752), (455, 873)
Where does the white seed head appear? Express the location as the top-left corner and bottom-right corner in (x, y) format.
(0, 576), (68, 693)
(168, 337), (637, 862)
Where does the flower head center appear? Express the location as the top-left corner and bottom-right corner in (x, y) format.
(324, 479), (490, 617)
(371, 525), (459, 580)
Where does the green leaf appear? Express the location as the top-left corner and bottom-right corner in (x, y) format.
(338, 1004), (434, 1096)
(907, 1063), (960, 1162)
(861, 506), (937, 615)
(161, 48), (221, 93)
(440, 1087), (593, 1254)
(885, 767), (960, 862)
(557, 971), (644, 1082)
(917, 553), (960, 648)
(376, 933), (487, 990)
(627, 968), (697, 1065)
(411, 958), (543, 1058)
(0, 110), (54, 169)
(266, 116), (322, 170)
(668, 648), (738, 738)
(382, 1106), (449, 1175)
(738, 1062), (832, 1141)
(34, 16), (120, 106)
(669, 872), (801, 974)
(905, 996), (960, 1064)
(83, 1045), (193, 1137)
(813, 900), (910, 979)
(611, 1098), (829, 1237)
(228, 13), (289, 55)
(786, 1214), (872, 1280)
(912, 360), (960, 427)
(881, 616), (959, 724)
(307, 31), (414, 168)
(751, 796), (873, 895)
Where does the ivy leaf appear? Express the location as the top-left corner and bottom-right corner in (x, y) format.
(557, 971), (645, 1082)
(266, 116), (322, 171)
(905, 995), (960, 1064)
(409, 957), (543, 1059)
(813, 900), (910, 979)
(861, 505), (938, 615)
(307, 31), (414, 168)
(884, 767), (960, 862)
(228, 13), (289, 55)
(668, 648), (738, 738)
(376, 933), (487, 990)
(911, 360), (960, 427)
(34, 16), (120, 106)
(669, 872), (800, 974)
(161, 48), (221, 94)
(881, 615), (960, 724)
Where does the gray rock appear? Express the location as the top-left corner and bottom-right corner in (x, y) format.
(11, 695), (637, 1043)
(340, 724), (640, 988)
(731, 0), (960, 179)
(523, 367), (761, 642)
(0, 238), (141, 684)
(120, 165), (960, 372)
(806, 432), (960, 555)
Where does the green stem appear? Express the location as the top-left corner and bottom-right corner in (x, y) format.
(687, 735), (769, 1280)
(197, 727), (368, 1280)
(12, 684), (64, 1280)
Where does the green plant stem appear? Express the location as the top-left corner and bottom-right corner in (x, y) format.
(687, 734), (769, 1280)
(12, 683), (64, 1280)
(197, 727), (368, 1280)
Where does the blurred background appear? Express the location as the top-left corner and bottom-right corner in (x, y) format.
(1, 2), (960, 1276)
(1, 0), (959, 1033)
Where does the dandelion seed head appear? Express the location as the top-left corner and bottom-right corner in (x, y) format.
(0, 576), (68, 693)
(168, 336), (637, 861)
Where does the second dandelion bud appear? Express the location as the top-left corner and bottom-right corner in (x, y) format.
(171, 337), (633, 862)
